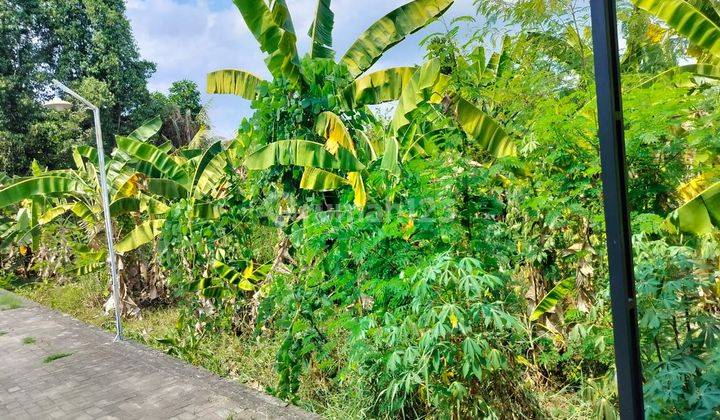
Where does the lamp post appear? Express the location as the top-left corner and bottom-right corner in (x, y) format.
(44, 79), (124, 342)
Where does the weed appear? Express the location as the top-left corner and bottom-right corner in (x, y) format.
(43, 352), (73, 363)
(0, 294), (22, 310)
(22, 337), (36, 345)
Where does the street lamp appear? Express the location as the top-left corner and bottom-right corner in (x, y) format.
(43, 79), (124, 342)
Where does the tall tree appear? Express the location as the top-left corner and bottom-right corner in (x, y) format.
(0, 0), (155, 175)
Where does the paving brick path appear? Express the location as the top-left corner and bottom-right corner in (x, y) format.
(0, 291), (315, 419)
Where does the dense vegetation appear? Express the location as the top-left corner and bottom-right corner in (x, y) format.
(2, 0), (720, 418)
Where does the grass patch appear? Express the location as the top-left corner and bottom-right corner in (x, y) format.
(0, 293), (23, 310)
(22, 336), (36, 345)
(0, 331), (7, 336)
(43, 352), (73, 363)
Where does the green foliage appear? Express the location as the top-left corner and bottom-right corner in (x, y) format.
(633, 235), (720, 417)
(353, 254), (541, 418)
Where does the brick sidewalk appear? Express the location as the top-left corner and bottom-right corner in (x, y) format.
(0, 290), (315, 419)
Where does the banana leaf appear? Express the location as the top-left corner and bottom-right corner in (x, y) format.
(128, 116), (163, 142)
(244, 140), (365, 171)
(206, 69), (264, 100)
(300, 167), (348, 191)
(115, 219), (166, 254)
(308, 0), (334, 59)
(343, 67), (416, 107)
(316, 111), (356, 154)
(341, 0), (454, 78)
(0, 176), (83, 209)
(232, 0), (301, 84)
(108, 197), (141, 217)
(391, 59), (449, 135)
(530, 277), (575, 322)
(669, 180), (720, 235)
(446, 95), (517, 158)
(116, 136), (190, 185)
(147, 178), (189, 201)
(634, 0), (720, 58)
(192, 141), (229, 198)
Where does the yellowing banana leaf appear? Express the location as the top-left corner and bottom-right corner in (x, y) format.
(391, 59), (449, 135)
(634, 0), (720, 58)
(117, 136), (190, 185)
(341, 0), (454, 78)
(113, 172), (144, 200)
(232, 0), (301, 84)
(344, 67), (415, 107)
(669, 180), (720, 235)
(446, 95), (517, 158)
(38, 204), (77, 225)
(115, 219), (166, 254)
(530, 277), (575, 322)
(347, 171), (367, 208)
(128, 116), (163, 142)
(308, 0), (334, 59)
(0, 176), (83, 209)
(244, 140), (365, 171)
(316, 111), (356, 154)
(300, 167), (348, 191)
(206, 69), (264, 100)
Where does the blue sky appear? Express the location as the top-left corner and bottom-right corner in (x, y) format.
(126, 0), (480, 138)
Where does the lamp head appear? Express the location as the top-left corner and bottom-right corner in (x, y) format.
(43, 97), (73, 112)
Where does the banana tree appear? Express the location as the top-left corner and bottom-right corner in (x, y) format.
(633, 0), (720, 82)
(207, 0), (455, 207)
(113, 131), (232, 253)
(669, 178), (720, 235)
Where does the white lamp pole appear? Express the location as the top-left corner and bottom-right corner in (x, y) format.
(45, 79), (124, 342)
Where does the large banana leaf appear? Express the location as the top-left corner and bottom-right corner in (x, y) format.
(343, 66), (416, 107)
(244, 140), (365, 171)
(446, 95), (517, 158)
(391, 59), (449, 135)
(147, 178), (189, 201)
(108, 197), (141, 217)
(38, 204), (77, 225)
(308, 0), (334, 59)
(530, 277), (575, 322)
(232, 0), (301, 84)
(116, 219), (166, 254)
(117, 136), (190, 186)
(341, 0), (454, 78)
(669, 180), (720, 235)
(128, 116), (163, 142)
(300, 167), (348, 191)
(206, 69), (264, 100)
(192, 141), (229, 199)
(634, 0), (720, 58)
(0, 176), (83, 209)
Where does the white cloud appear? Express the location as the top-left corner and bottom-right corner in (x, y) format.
(127, 0), (478, 138)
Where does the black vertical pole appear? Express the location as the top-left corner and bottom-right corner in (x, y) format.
(589, 0), (645, 418)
